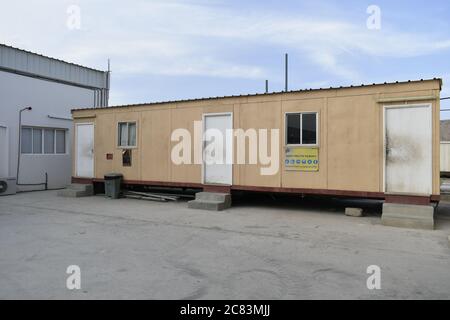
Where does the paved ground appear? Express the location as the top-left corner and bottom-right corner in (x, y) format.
(0, 190), (450, 299)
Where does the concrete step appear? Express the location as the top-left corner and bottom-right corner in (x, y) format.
(66, 183), (93, 192)
(188, 199), (229, 211)
(195, 192), (231, 203)
(58, 184), (93, 197)
(188, 192), (232, 211)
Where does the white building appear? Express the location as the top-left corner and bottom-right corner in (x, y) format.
(0, 44), (109, 194)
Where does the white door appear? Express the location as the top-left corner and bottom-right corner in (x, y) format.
(203, 113), (233, 185)
(0, 126), (8, 177)
(76, 123), (94, 178)
(385, 105), (432, 195)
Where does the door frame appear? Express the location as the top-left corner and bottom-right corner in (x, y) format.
(382, 103), (433, 194)
(75, 122), (95, 178)
(201, 112), (233, 186)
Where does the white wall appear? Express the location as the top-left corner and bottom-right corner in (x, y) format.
(0, 70), (95, 190)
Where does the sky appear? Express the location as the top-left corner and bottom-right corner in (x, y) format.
(1, 0), (450, 116)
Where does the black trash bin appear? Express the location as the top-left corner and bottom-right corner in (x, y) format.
(104, 173), (123, 199)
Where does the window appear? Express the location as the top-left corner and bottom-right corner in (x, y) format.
(286, 114), (300, 145)
(21, 127), (66, 154)
(285, 113), (318, 145)
(21, 128), (32, 153)
(302, 113), (317, 145)
(122, 149), (132, 167)
(55, 130), (66, 154)
(44, 129), (54, 154)
(33, 129), (42, 154)
(118, 122), (137, 147)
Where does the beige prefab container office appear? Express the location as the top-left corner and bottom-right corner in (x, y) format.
(71, 78), (442, 204)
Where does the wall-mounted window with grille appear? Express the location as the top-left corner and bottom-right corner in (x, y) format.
(21, 127), (66, 154)
(285, 112), (318, 146)
(118, 122), (137, 148)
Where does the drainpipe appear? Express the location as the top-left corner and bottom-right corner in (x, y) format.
(16, 106), (32, 182)
(16, 106), (48, 190)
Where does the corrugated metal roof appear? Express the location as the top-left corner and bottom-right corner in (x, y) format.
(0, 43), (109, 89)
(72, 78), (442, 112)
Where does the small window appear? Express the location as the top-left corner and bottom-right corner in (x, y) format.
(33, 128), (42, 154)
(118, 122), (137, 147)
(55, 130), (66, 154)
(21, 128), (32, 153)
(128, 123), (136, 146)
(44, 129), (55, 154)
(285, 113), (318, 145)
(286, 114), (301, 145)
(302, 113), (317, 145)
(122, 149), (132, 167)
(118, 123), (128, 147)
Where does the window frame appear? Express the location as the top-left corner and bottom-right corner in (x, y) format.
(284, 112), (319, 147)
(21, 126), (67, 155)
(117, 121), (138, 149)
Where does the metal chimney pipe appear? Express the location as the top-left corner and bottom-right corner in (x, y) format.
(285, 53), (288, 92)
(265, 80), (269, 93)
(106, 58), (111, 107)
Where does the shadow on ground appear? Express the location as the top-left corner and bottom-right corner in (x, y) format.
(117, 184), (450, 230)
(231, 191), (450, 231)
(436, 201), (450, 230)
(231, 192), (383, 217)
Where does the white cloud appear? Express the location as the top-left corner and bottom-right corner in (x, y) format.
(0, 0), (449, 83)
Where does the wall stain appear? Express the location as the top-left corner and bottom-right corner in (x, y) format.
(386, 134), (422, 164)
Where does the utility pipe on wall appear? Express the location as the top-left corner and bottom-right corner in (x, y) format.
(16, 106), (32, 183)
(16, 106), (48, 190)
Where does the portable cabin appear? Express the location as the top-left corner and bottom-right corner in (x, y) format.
(71, 78), (441, 226)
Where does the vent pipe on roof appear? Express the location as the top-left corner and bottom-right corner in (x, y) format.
(106, 58), (111, 107)
(285, 53), (288, 92)
(265, 80), (269, 93)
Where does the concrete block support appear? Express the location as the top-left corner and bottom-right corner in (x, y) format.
(381, 203), (434, 230)
(188, 192), (231, 211)
(58, 184), (94, 198)
(345, 208), (363, 217)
